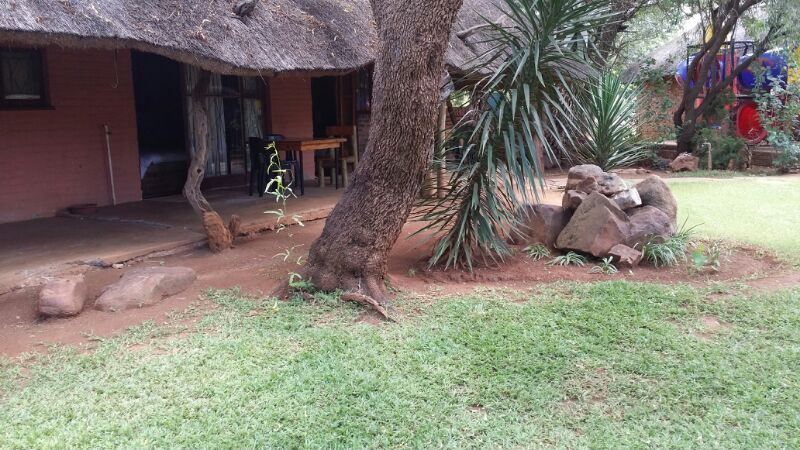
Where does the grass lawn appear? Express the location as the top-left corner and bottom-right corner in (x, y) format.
(2, 284), (799, 448)
(669, 176), (800, 261)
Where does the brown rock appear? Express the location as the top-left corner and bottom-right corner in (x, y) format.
(574, 176), (599, 194)
(95, 267), (197, 312)
(635, 175), (678, 226)
(626, 206), (676, 249)
(669, 152), (700, 172)
(562, 189), (587, 209)
(611, 187), (642, 210)
(556, 192), (630, 257)
(565, 165), (605, 192)
(517, 204), (573, 248)
(38, 275), (87, 317)
(608, 244), (643, 268)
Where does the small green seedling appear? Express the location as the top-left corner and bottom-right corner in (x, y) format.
(589, 257), (618, 275)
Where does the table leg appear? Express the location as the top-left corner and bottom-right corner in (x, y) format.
(335, 147), (341, 190)
(298, 150), (305, 196)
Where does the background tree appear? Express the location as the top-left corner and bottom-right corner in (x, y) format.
(672, 0), (783, 153)
(302, 0), (465, 308)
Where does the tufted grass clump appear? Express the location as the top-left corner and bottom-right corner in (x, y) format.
(547, 251), (588, 267)
(523, 243), (551, 261)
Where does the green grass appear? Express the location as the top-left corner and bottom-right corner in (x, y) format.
(2, 284), (799, 448)
(669, 176), (800, 261)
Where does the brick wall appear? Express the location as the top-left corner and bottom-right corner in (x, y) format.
(640, 78), (683, 141)
(269, 76), (315, 180)
(0, 47), (141, 223)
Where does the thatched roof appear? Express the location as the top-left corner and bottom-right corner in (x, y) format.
(0, 0), (501, 76)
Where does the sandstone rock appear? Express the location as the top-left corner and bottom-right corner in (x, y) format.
(517, 204), (573, 248)
(95, 267), (197, 312)
(626, 206), (676, 249)
(565, 165), (605, 192)
(611, 187), (642, 210)
(556, 192), (630, 257)
(635, 175), (678, 226)
(669, 152), (700, 172)
(562, 189), (587, 209)
(608, 244), (643, 268)
(39, 275), (87, 317)
(596, 172), (627, 196)
(574, 176), (599, 194)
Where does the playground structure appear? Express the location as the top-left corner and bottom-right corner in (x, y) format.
(675, 35), (795, 147)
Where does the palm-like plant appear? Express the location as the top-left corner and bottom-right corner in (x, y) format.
(416, 0), (613, 270)
(572, 71), (648, 170)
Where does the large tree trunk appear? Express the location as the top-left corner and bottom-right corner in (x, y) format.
(184, 71), (234, 252)
(303, 0), (464, 304)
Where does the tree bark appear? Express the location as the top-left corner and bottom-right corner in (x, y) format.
(303, 0), (465, 303)
(184, 71), (234, 252)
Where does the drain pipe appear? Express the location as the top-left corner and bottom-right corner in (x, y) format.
(104, 124), (117, 205)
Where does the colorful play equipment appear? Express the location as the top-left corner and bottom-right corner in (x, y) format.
(674, 55), (724, 89)
(737, 50), (788, 93)
(675, 39), (792, 145)
(735, 101), (768, 145)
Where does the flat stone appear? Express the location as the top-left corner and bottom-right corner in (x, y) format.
(670, 152), (700, 172)
(95, 267), (197, 312)
(517, 204), (573, 248)
(556, 192), (630, 257)
(635, 175), (678, 226)
(608, 244), (643, 268)
(612, 187), (642, 210)
(626, 206), (676, 249)
(39, 275), (87, 317)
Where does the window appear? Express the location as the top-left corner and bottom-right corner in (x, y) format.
(0, 49), (49, 108)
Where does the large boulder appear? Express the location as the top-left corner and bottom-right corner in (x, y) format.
(635, 176), (678, 226)
(626, 206), (676, 249)
(38, 275), (87, 317)
(565, 165), (605, 192)
(556, 192), (630, 257)
(517, 204), (573, 248)
(95, 267), (197, 312)
(670, 153), (700, 172)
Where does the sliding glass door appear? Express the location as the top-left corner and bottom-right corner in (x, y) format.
(184, 67), (265, 180)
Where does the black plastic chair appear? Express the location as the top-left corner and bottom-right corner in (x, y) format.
(248, 136), (300, 197)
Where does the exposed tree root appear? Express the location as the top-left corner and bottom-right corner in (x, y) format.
(340, 292), (395, 322)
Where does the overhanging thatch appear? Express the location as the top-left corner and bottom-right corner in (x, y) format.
(0, 0), (502, 76)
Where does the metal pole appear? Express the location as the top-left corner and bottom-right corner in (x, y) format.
(104, 124), (117, 205)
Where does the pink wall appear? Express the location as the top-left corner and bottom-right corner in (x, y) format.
(269, 76), (316, 181)
(0, 47), (141, 223)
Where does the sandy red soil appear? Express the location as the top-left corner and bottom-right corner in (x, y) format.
(1, 219), (797, 357)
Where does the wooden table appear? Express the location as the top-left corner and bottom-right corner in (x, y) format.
(276, 138), (347, 195)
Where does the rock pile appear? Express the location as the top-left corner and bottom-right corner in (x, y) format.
(519, 165), (677, 267)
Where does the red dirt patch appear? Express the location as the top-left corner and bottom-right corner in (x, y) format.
(1, 219), (798, 357)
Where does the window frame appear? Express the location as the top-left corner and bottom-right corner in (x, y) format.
(0, 48), (51, 110)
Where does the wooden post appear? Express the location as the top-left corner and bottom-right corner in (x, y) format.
(184, 70), (234, 252)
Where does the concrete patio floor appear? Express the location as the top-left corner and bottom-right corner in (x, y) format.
(0, 187), (342, 293)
